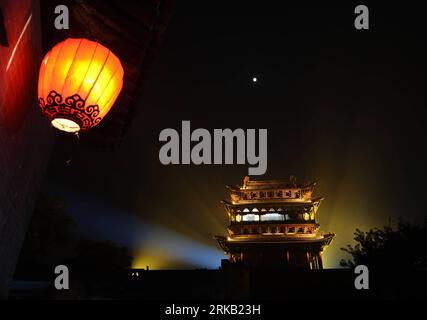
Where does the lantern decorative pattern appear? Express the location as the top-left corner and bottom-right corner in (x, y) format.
(38, 38), (124, 132)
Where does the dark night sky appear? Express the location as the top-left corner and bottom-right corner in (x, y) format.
(43, 2), (427, 268)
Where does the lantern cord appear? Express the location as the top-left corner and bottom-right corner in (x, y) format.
(65, 131), (81, 166)
(52, 128), (81, 167)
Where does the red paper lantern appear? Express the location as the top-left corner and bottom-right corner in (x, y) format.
(38, 38), (124, 132)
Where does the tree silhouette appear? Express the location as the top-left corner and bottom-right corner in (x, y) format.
(15, 193), (133, 279)
(17, 193), (76, 265)
(340, 219), (427, 271)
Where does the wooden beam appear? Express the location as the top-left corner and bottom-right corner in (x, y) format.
(0, 8), (8, 47)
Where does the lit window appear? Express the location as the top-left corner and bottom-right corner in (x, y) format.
(242, 214), (260, 222)
(252, 208), (259, 212)
(260, 213), (285, 221)
(236, 214), (242, 222)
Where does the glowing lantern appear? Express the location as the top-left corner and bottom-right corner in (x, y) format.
(38, 38), (124, 132)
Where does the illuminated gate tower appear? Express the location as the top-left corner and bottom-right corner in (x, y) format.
(216, 176), (335, 269)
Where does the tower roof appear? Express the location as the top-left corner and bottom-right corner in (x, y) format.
(225, 176), (317, 204)
(227, 176), (315, 191)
